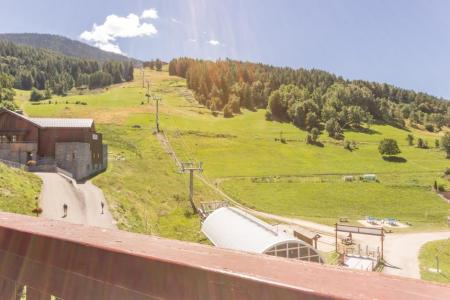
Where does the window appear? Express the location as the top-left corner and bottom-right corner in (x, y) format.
(92, 134), (98, 140)
(11, 135), (16, 143)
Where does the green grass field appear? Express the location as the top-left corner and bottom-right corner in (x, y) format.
(18, 68), (450, 239)
(419, 239), (450, 283)
(0, 163), (42, 215)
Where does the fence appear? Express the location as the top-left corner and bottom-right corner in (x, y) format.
(337, 243), (381, 270)
(0, 158), (27, 170)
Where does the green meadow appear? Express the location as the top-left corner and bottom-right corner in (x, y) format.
(420, 239), (450, 283)
(19, 68), (450, 239)
(0, 163), (42, 215)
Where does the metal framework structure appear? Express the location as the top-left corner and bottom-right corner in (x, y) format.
(202, 207), (324, 263)
(335, 224), (385, 259)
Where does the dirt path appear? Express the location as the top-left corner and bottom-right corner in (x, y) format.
(36, 172), (116, 229)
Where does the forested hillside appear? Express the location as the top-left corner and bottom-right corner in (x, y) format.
(169, 58), (450, 137)
(0, 33), (139, 63)
(0, 39), (134, 97)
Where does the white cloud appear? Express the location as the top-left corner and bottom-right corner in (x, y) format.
(171, 17), (182, 24)
(141, 9), (159, 19)
(80, 11), (158, 54)
(95, 42), (123, 54)
(207, 39), (220, 46)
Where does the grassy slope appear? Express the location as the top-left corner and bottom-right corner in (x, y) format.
(419, 239), (450, 283)
(19, 69), (450, 238)
(19, 69), (219, 243)
(0, 163), (42, 215)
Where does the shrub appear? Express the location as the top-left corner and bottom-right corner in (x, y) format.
(30, 88), (44, 101)
(343, 140), (351, 151)
(310, 128), (320, 143)
(417, 138), (428, 149)
(325, 118), (342, 139)
(378, 138), (401, 156)
(438, 184), (445, 192)
(44, 88), (52, 100)
(441, 133), (450, 158)
(406, 134), (414, 146)
(445, 168), (450, 176)
(435, 139), (440, 148)
(223, 104), (233, 118)
(343, 140), (358, 151)
(425, 124), (434, 132)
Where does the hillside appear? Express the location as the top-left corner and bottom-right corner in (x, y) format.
(0, 163), (42, 215)
(169, 58), (450, 139)
(0, 33), (140, 63)
(18, 68), (450, 238)
(0, 39), (134, 98)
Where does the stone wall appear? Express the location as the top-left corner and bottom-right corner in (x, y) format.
(55, 142), (92, 180)
(0, 143), (37, 164)
(102, 144), (108, 171)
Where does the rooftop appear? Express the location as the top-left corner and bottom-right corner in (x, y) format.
(202, 206), (313, 253)
(29, 117), (93, 128)
(0, 108), (94, 128)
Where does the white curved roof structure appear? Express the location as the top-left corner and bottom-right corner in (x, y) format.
(201, 207), (323, 263)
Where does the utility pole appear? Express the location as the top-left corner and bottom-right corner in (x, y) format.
(145, 80), (162, 133)
(181, 162), (203, 213)
(142, 67), (145, 88)
(146, 81), (151, 103)
(152, 94), (162, 133)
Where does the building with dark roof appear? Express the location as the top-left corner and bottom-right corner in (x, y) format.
(0, 108), (107, 180)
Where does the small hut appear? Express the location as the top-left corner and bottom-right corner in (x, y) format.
(362, 174), (377, 182)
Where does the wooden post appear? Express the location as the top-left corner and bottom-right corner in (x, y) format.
(436, 256), (440, 273)
(335, 223), (338, 253)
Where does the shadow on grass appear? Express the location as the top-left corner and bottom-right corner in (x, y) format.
(346, 126), (381, 135)
(382, 156), (407, 163)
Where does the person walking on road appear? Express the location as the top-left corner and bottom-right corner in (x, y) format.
(63, 203), (68, 218)
(101, 201), (104, 215)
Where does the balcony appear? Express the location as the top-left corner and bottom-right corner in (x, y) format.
(0, 212), (448, 300)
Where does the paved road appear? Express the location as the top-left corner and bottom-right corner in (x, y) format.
(36, 172), (116, 229)
(383, 232), (450, 278)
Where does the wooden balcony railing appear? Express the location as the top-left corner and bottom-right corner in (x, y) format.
(0, 212), (449, 300)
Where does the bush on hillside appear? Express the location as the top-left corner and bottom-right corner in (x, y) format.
(378, 138), (400, 156)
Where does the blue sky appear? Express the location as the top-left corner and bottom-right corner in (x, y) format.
(1, 0), (450, 99)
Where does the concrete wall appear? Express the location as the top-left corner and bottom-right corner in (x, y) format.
(0, 143), (37, 164)
(55, 142), (92, 180)
(55, 142), (108, 180)
(102, 144), (108, 171)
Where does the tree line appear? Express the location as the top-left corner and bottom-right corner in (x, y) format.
(0, 39), (134, 97)
(143, 59), (163, 71)
(169, 58), (450, 137)
(0, 73), (16, 110)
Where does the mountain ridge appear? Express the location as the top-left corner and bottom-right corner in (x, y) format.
(0, 33), (141, 63)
